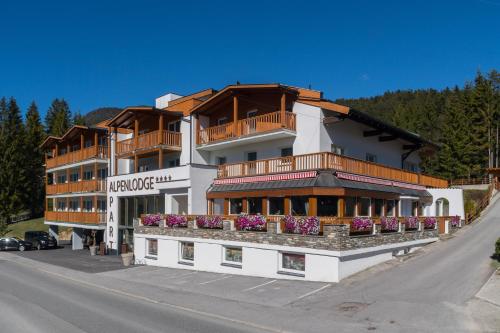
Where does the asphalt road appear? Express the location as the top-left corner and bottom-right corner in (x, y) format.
(0, 200), (499, 332)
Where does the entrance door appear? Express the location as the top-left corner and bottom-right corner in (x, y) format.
(171, 195), (188, 214)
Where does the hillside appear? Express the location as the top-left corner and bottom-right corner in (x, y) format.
(83, 107), (122, 126)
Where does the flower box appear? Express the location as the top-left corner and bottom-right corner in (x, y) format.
(235, 214), (266, 231)
(282, 215), (320, 235)
(423, 217), (437, 229)
(196, 215), (223, 229)
(351, 217), (373, 233)
(450, 215), (460, 227)
(165, 214), (187, 228)
(381, 217), (399, 232)
(142, 214), (162, 227)
(404, 216), (419, 230)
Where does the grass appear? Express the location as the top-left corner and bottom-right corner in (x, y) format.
(5, 218), (71, 240)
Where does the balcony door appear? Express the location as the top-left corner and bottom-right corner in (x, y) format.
(246, 110), (258, 134)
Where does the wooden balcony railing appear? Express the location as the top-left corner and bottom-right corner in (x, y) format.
(46, 146), (108, 169)
(45, 211), (106, 224)
(46, 180), (106, 195)
(198, 111), (296, 145)
(217, 152), (449, 188)
(116, 130), (182, 156)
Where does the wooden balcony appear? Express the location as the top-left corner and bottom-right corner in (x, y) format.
(197, 111), (296, 145)
(46, 180), (106, 195)
(217, 152), (449, 188)
(45, 211), (106, 224)
(46, 146), (108, 169)
(116, 130), (182, 156)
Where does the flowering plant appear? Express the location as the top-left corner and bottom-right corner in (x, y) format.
(450, 215), (460, 227)
(423, 217), (437, 229)
(351, 217), (373, 232)
(165, 214), (187, 228)
(142, 214), (162, 226)
(235, 214), (266, 231)
(283, 215), (320, 235)
(196, 215), (223, 229)
(404, 216), (419, 230)
(381, 216), (399, 232)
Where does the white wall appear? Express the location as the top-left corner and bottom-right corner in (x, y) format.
(292, 102), (323, 155)
(425, 188), (465, 219)
(155, 93), (183, 109)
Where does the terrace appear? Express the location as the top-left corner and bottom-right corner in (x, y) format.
(45, 211), (106, 225)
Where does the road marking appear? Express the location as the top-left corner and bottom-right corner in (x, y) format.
(199, 275), (231, 285)
(295, 284), (331, 301)
(166, 271), (198, 279)
(243, 279), (277, 292)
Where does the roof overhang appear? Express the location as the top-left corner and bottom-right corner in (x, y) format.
(107, 106), (183, 128)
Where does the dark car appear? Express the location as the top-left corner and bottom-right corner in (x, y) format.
(0, 237), (32, 251)
(24, 231), (57, 250)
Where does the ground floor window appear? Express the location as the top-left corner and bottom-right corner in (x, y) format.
(230, 198), (243, 215)
(180, 242), (194, 262)
(281, 252), (305, 272)
(223, 246), (242, 265)
(317, 196), (338, 216)
(268, 197), (285, 215)
(358, 197), (371, 216)
(119, 195), (164, 227)
(291, 196), (308, 215)
(344, 197), (356, 217)
(247, 197), (262, 214)
(146, 239), (158, 258)
(386, 200), (396, 217)
(373, 199), (384, 217)
(212, 198), (224, 214)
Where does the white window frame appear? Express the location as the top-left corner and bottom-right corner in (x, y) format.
(146, 238), (158, 259)
(179, 241), (194, 265)
(278, 251), (306, 276)
(221, 246), (242, 268)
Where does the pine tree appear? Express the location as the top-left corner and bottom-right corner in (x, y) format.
(73, 111), (86, 126)
(25, 101), (46, 217)
(45, 98), (72, 136)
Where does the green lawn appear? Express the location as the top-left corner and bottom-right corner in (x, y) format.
(5, 217), (48, 239)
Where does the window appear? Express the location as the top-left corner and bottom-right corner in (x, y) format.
(247, 197), (262, 214)
(57, 200), (66, 211)
(230, 198), (243, 214)
(291, 196), (308, 216)
(331, 144), (345, 155)
(180, 242), (194, 262)
(366, 153), (377, 163)
(83, 170), (93, 180)
(57, 174), (67, 184)
(147, 239), (158, 258)
(83, 199), (93, 212)
(69, 200), (79, 212)
(386, 200), (396, 217)
(317, 196), (338, 216)
(168, 120), (181, 132)
(70, 172), (79, 182)
(97, 168), (107, 180)
(97, 199), (106, 213)
(84, 140), (93, 148)
(139, 165), (150, 172)
(247, 110), (257, 118)
(281, 147), (293, 157)
(246, 152), (257, 162)
(98, 136), (107, 146)
(216, 156), (227, 165)
(358, 198), (371, 216)
(412, 201), (419, 217)
(344, 197), (356, 217)
(373, 199), (384, 217)
(212, 198), (224, 214)
(168, 159), (180, 168)
(72, 144), (79, 152)
(281, 252), (305, 273)
(269, 197), (284, 215)
(403, 161), (418, 172)
(223, 246), (242, 265)
(217, 117), (229, 126)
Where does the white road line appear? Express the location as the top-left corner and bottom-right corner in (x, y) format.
(199, 275), (231, 285)
(295, 284), (331, 301)
(167, 271), (198, 279)
(243, 279), (277, 292)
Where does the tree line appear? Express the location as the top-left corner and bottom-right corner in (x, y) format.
(0, 97), (82, 234)
(335, 70), (500, 180)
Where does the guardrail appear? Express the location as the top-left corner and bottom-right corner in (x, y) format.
(46, 146), (108, 169)
(46, 180), (106, 195)
(45, 211), (106, 224)
(116, 130), (182, 155)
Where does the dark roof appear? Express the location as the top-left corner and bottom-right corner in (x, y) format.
(209, 171), (432, 198)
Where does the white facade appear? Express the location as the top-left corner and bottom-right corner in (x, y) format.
(425, 188), (465, 219)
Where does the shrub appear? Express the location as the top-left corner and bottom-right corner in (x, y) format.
(404, 216), (419, 230)
(423, 217), (437, 229)
(165, 214), (187, 228)
(351, 217), (373, 232)
(282, 215), (320, 235)
(235, 214), (266, 231)
(450, 215), (460, 227)
(381, 217), (399, 232)
(495, 238), (500, 260)
(142, 214), (162, 226)
(196, 215), (223, 229)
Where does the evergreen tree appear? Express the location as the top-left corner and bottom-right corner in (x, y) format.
(45, 98), (72, 136)
(73, 111), (86, 126)
(25, 102), (46, 216)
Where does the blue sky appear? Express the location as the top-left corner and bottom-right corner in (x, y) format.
(0, 0), (499, 117)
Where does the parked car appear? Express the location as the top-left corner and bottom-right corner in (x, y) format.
(0, 237), (32, 251)
(24, 231), (57, 250)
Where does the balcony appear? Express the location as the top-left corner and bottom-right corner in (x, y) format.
(197, 111), (296, 149)
(45, 211), (106, 224)
(46, 180), (106, 195)
(216, 152), (448, 188)
(116, 130), (182, 157)
(46, 146), (108, 169)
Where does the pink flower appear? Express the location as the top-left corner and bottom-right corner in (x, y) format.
(352, 217), (373, 231)
(196, 215), (223, 229)
(404, 216), (419, 229)
(143, 214), (161, 226)
(381, 217), (399, 231)
(236, 214), (266, 231)
(165, 214), (187, 228)
(283, 215), (320, 235)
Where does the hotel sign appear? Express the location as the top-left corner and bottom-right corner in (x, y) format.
(108, 174), (174, 193)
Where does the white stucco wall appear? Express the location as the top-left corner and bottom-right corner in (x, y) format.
(292, 102), (323, 155)
(425, 188), (465, 219)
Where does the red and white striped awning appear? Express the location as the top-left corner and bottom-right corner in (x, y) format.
(336, 171), (426, 191)
(213, 171), (318, 185)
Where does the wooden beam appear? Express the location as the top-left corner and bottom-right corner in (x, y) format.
(113, 127), (118, 176)
(196, 115), (200, 145)
(338, 197), (345, 217)
(281, 92), (286, 127)
(262, 197), (268, 215)
(233, 95), (239, 136)
(158, 114), (164, 144)
(308, 196), (317, 216)
(284, 197), (291, 215)
(134, 119), (139, 148)
(379, 135), (397, 142)
(223, 198), (229, 215)
(363, 129), (383, 137)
